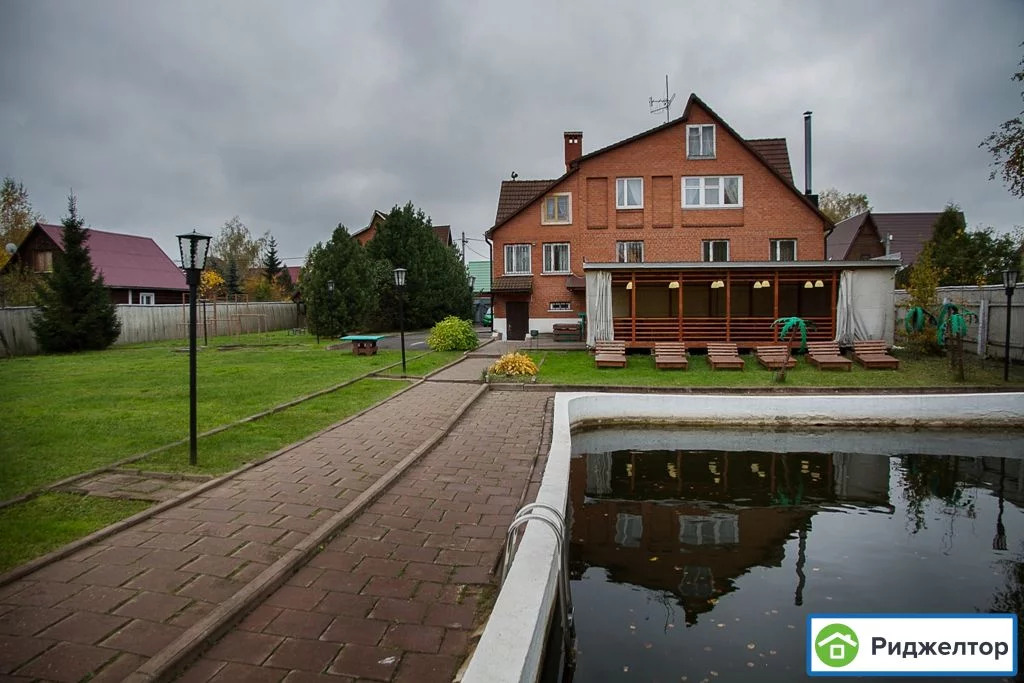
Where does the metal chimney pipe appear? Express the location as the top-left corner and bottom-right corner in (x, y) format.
(803, 111), (812, 196)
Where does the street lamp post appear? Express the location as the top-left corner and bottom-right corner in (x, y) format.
(1003, 269), (1018, 382)
(394, 268), (407, 376)
(177, 231), (212, 466)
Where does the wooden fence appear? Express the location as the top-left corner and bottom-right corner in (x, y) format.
(0, 301), (301, 356)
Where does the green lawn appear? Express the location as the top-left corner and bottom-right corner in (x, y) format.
(0, 493), (152, 573)
(524, 349), (1024, 388)
(0, 331), (460, 500)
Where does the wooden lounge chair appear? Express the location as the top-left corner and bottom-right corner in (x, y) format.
(852, 339), (900, 369)
(805, 341), (852, 371)
(594, 340), (627, 368)
(706, 342), (744, 370)
(755, 344), (796, 370)
(653, 342), (688, 370)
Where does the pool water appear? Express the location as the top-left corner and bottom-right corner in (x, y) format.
(568, 445), (1024, 682)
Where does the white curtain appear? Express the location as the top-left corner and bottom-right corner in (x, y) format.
(586, 270), (613, 345)
(836, 269), (896, 345)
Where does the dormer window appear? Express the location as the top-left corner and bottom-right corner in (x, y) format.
(686, 124), (715, 159)
(542, 193), (571, 224)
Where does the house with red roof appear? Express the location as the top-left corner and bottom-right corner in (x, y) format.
(351, 209), (455, 248)
(486, 94), (899, 346)
(3, 223), (187, 304)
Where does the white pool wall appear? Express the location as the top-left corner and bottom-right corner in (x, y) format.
(461, 392), (1024, 683)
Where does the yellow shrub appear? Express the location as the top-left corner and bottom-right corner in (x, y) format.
(488, 352), (538, 376)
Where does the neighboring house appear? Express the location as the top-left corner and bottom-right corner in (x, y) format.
(486, 93), (898, 346)
(3, 223), (187, 304)
(351, 209), (455, 248)
(467, 260), (492, 324)
(828, 211), (949, 267)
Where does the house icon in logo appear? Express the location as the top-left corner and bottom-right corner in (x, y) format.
(818, 631), (858, 662)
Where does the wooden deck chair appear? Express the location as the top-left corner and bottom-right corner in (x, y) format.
(755, 344), (797, 370)
(594, 340), (627, 368)
(805, 341), (853, 371)
(706, 342), (744, 370)
(852, 339), (900, 369)
(653, 342), (688, 370)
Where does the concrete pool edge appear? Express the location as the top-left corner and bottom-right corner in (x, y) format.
(460, 391), (1024, 683)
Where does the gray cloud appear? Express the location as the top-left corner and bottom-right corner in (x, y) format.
(1, 0), (1021, 267)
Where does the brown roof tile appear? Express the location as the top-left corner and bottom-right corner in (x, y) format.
(746, 138), (793, 185)
(494, 180), (558, 224)
(827, 212), (872, 260)
(872, 212), (948, 266)
(491, 275), (533, 292)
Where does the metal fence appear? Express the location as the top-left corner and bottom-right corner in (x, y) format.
(0, 301), (301, 356)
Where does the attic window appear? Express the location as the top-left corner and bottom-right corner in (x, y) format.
(687, 124), (715, 159)
(32, 250), (53, 273)
(542, 193), (571, 225)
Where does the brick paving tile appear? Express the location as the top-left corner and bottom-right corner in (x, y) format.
(99, 618), (183, 657)
(208, 661), (287, 683)
(55, 586), (134, 614)
(320, 616), (388, 646)
(327, 643), (401, 680)
(313, 591), (376, 619)
(392, 652), (461, 683)
(13, 641), (116, 682)
(180, 554), (246, 578)
(233, 525), (288, 544)
(37, 612), (127, 645)
(28, 561), (94, 584)
(0, 606), (71, 636)
(263, 608), (332, 640)
(167, 600), (216, 629)
(283, 671), (353, 683)
(186, 537), (246, 556)
(263, 638), (339, 671)
(123, 568), (194, 593)
(113, 591), (192, 621)
(172, 657), (225, 683)
(0, 634), (54, 673)
(204, 630), (282, 665)
(380, 623), (444, 654)
(3, 582), (82, 608)
(89, 652), (147, 683)
(134, 548), (198, 570)
(177, 575), (245, 603)
(73, 564), (145, 588)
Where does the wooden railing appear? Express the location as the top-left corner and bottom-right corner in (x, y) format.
(612, 316), (834, 349)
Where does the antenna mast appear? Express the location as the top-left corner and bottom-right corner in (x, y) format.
(649, 75), (675, 123)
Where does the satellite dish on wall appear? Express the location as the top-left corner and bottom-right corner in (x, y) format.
(4, 243), (15, 255)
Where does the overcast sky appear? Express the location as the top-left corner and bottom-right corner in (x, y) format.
(2, 0), (1021, 267)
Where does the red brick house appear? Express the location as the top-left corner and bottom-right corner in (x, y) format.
(351, 209), (455, 248)
(3, 223), (187, 304)
(486, 94), (898, 347)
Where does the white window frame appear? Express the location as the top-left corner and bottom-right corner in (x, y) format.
(683, 176), (742, 208)
(615, 177), (644, 209)
(770, 239), (797, 262)
(548, 301), (572, 312)
(541, 192), (572, 225)
(138, 292), (156, 305)
(504, 243), (532, 275)
(616, 240), (645, 263)
(686, 124), (716, 159)
(542, 242), (570, 274)
(702, 240), (730, 262)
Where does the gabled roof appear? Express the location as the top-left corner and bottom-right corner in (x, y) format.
(350, 210), (388, 241)
(871, 212), (946, 267)
(34, 223), (186, 290)
(494, 180), (558, 224)
(827, 211), (873, 260)
(487, 93), (829, 237)
(433, 224), (453, 246)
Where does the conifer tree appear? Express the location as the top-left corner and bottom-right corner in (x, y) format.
(225, 259), (241, 299)
(30, 194), (121, 352)
(263, 235), (282, 283)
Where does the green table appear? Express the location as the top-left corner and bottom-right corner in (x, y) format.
(338, 334), (387, 355)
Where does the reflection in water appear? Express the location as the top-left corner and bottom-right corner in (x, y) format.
(567, 447), (1024, 683)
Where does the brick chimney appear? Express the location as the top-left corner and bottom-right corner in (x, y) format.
(564, 131), (582, 172)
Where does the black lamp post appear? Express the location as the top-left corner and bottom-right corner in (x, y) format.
(394, 267), (407, 376)
(1003, 269), (1018, 382)
(177, 230), (211, 466)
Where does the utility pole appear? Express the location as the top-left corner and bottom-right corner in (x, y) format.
(461, 231), (467, 264)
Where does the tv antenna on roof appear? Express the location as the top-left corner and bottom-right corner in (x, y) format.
(649, 75), (675, 123)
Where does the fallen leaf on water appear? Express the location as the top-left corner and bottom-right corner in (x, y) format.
(716, 623), (725, 628)
(649, 556), (659, 562)
(787, 625), (795, 629)
(710, 671), (719, 677)
(644, 643), (653, 649)
(629, 625), (636, 630)
(769, 650), (777, 656)
(746, 662), (755, 668)
(667, 623), (675, 629)
(623, 666), (629, 672)
(706, 598), (718, 605)
(746, 643), (756, 650)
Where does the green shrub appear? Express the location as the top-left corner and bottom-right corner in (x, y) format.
(426, 316), (478, 352)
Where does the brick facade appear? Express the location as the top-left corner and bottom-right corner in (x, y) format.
(488, 95), (830, 338)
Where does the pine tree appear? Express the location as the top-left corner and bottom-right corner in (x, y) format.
(225, 259), (241, 299)
(263, 235), (282, 283)
(276, 266), (294, 296)
(30, 194), (121, 352)
(304, 225), (373, 337)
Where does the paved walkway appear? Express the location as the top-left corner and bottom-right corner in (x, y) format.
(0, 378), (552, 683)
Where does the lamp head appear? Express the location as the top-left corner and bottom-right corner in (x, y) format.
(176, 231), (211, 271)
(1003, 269), (1018, 294)
(393, 267), (407, 287)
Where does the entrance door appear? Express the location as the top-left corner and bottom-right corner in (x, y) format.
(507, 301), (529, 341)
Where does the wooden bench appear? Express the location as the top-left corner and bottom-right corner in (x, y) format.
(552, 323), (582, 342)
(653, 342), (688, 370)
(706, 342), (744, 370)
(755, 344), (796, 370)
(805, 341), (852, 371)
(852, 339), (900, 369)
(338, 334), (387, 355)
(594, 340), (626, 368)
